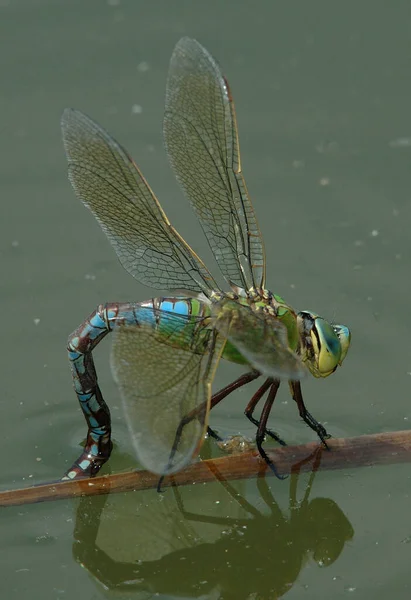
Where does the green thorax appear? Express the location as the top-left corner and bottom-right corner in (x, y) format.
(216, 290), (299, 365)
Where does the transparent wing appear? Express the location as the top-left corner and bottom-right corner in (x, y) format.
(110, 313), (226, 475)
(212, 299), (306, 381)
(61, 108), (218, 295)
(164, 37), (266, 292)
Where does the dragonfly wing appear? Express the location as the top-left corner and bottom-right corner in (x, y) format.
(110, 313), (225, 475)
(212, 300), (306, 381)
(61, 109), (217, 295)
(164, 37), (266, 292)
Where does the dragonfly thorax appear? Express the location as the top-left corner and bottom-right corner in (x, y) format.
(210, 288), (301, 356)
(297, 311), (351, 378)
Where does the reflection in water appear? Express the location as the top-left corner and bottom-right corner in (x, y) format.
(73, 453), (353, 599)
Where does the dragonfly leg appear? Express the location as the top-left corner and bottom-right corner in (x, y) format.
(289, 381), (331, 448)
(210, 370), (260, 409)
(255, 381), (287, 480)
(158, 370), (261, 489)
(244, 379), (287, 446)
(63, 302), (143, 480)
(207, 427), (223, 441)
(207, 370), (260, 441)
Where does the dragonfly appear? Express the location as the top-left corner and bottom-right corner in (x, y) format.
(61, 37), (351, 481)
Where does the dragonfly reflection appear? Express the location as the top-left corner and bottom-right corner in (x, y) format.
(72, 454), (354, 598)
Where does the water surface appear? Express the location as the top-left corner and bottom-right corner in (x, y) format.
(1, 2), (411, 598)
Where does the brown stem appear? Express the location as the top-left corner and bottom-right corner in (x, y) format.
(2, 429), (411, 507)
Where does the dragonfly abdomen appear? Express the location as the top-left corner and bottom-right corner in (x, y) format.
(65, 297), (212, 479)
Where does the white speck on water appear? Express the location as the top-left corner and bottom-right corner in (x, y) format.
(33, 318), (40, 325)
(345, 586), (357, 592)
(389, 137), (411, 148)
(354, 240), (364, 247)
(370, 229), (379, 237)
(319, 177), (330, 186)
(84, 273), (96, 280)
(11, 240), (19, 247)
(131, 104), (143, 114)
(292, 159), (304, 169)
(137, 61), (150, 73)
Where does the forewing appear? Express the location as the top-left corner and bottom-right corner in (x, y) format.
(164, 37), (265, 291)
(212, 300), (306, 381)
(61, 108), (217, 295)
(110, 314), (225, 475)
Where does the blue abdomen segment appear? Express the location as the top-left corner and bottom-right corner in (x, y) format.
(156, 299), (189, 316)
(64, 298), (208, 480)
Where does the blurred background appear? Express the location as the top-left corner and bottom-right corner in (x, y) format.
(1, 1), (411, 599)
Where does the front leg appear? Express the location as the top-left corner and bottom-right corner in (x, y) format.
(289, 380), (330, 447)
(63, 302), (142, 480)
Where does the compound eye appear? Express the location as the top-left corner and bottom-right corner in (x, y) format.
(312, 318), (342, 376)
(332, 324), (351, 364)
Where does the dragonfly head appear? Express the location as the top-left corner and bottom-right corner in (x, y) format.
(297, 311), (351, 378)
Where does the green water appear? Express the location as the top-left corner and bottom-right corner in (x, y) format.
(1, 1), (411, 598)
